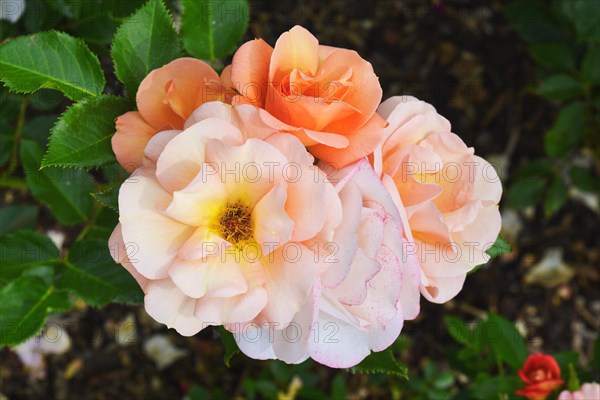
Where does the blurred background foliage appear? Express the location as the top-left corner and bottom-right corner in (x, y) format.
(1, 0), (599, 399)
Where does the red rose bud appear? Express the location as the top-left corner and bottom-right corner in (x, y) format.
(516, 353), (564, 400)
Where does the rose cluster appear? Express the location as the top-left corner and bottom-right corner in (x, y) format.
(109, 26), (501, 368)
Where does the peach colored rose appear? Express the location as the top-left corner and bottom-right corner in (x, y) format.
(109, 110), (343, 336)
(234, 159), (421, 368)
(558, 383), (600, 400)
(112, 58), (227, 172)
(373, 96), (502, 303)
(227, 25), (386, 167)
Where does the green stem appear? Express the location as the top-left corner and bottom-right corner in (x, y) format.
(496, 354), (505, 376)
(6, 96), (29, 176)
(0, 177), (28, 190)
(74, 201), (103, 243)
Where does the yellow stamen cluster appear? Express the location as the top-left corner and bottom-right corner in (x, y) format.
(218, 201), (253, 244)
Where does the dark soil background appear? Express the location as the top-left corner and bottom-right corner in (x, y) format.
(1, 1), (599, 399)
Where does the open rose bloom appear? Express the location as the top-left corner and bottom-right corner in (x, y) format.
(517, 354), (564, 400)
(110, 26), (502, 368)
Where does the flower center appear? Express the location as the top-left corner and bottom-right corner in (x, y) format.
(218, 201), (253, 244)
(529, 369), (549, 382)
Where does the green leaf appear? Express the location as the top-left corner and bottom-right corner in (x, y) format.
(504, 1), (564, 43)
(567, 363), (580, 392)
(218, 326), (240, 367)
(529, 43), (575, 71)
(0, 31), (105, 101)
(111, 0), (180, 97)
(471, 376), (522, 400)
(22, 0), (63, 34)
(508, 178), (547, 209)
(330, 374), (347, 400)
(486, 313), (527, 370)
(0, 230), (59, 284)
(181, 0), (249, 60)
(46, 0), (83, 19)
(564, 0), (600, 41)
(544, 101), (585, 157)
(538, 74), (583, 100)
(189, 385), (211, 400)
(470, 234), (511, 274)
(351, 348), (408, 378)
(444, 315), (473, 346)
(58, 239), (143, 306)
(570, 166), (600, 193)
(0, 275), (72, 346)
(544, 176), (568, 217)
(23, 114), (58, 147)
(0, 206), (39, 237)
(29, 88), (64, 111)
(42, 96), (131, 169)
(21, 140), (93, 225)
(91, 183), (120, 211)
(581, 46), (600, 85)
(486, 236), (512, 259)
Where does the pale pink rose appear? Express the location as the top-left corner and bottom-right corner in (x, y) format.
(558, 383), (600, 400)
(373, 96), (502, 303)
(110, 106), (342, 336)
(234, 159), (421, 368)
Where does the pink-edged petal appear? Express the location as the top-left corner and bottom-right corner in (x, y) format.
(367, 309), (404, 352)
(320, 180), (361, 288)
(252, 182), (294, 253)
(168, 255), (247, 298)
(357, 209), (385, 259)
(156, 118), (244, 192)
(350, 245), (402, 328)
(118, 174), (194, 279)
(330, 248), (381, 306)
(397, 244), (421, 321)
(260, 244), (319, 325)
(144, 279), (205, 336)
(308, 309), (371, 368)
(164, 164), (227, 226)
